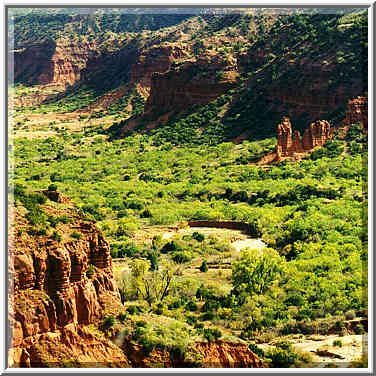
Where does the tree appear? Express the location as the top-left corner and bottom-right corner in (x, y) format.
(147, 251), (159, 271)
(129, 260), (178, 306)
(199, 260), (208, 273)
(232, 248), (285, 297)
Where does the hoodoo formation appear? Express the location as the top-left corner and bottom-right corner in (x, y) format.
(274, 117), (332, 161)
(261, 96), (368, 163)
(342, 96), (368, 130)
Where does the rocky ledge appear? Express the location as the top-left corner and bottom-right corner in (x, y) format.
(8, 195), (127, 367)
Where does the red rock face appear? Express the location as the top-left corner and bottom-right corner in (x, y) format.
(13, 39), (100, 89)
(130, 44), (188, 92)
(302, 120), (332, 150)
(195, 341), (264, 368)
(275, 118), (332, 161)
(276, 117), (293, 157)
(342, 96), (368, 130)
(293, 130), (304, 153)
(120, 340), (263, 368)
(8, 207), (123, 367)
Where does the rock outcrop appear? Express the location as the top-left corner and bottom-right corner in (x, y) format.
(258, 116), (333, 164)
(275, 117), (332, 160)
(8, 197), (127, 367)
(341, 96), (368, 130)
(260, 96), (368, 164)
(302, 120), (332, 151)
(196, 341), (264, 368)
(119, 52), (239, 136)
(120, 340), (263, 368)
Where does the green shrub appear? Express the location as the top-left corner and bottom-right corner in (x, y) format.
(267, 347), (298, 368)
(345, 310), (356, 320)
(86, 264), (95, 279)
(201, 311), (215, 321)
(199, 260), (208, 272)
(249, 343), (265, 358)
(71, 231), (82, 240)
(186, 315), (198, 325)
(354, 324), (365, 334)
(59, 215), (72, 224)
(185, 301), (198, 312)
(333, 339), (342, 347)
(203, 328), (222, 342)
(126, 305), (145, 315)
(161, 241), (181, 254)
(147, 252), (159, 271)
(51, 231), (62, 242)
(102, 315), (115, 330)
(48, 184), (58, 192)
(192, 232), (205, 242)
(171, 251), (193, 264)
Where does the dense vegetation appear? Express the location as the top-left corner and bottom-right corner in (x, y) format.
(10, 8), (199, 49)
(9, 7), (368, 367)
(11, 117), (367, 363)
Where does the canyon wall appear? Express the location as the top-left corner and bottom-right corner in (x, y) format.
(261, 96), (368, 164)
(341, 96), (368, 130)
(13, 38), (101, 89)
(118, 52), (239, 136)
(8, 198), (128, 367)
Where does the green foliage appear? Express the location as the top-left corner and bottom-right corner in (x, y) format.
(199, 260), (208, 273)
(48, 184), (58, 191)
(117, 312), (128, 323)
(147, 251), (159, 271)
(86, 264), (95, 279)
(266, 343), (298, 368)
(202, 328), (222, 342)
(249, 343), (265, 358)
(71, 231), (82, 240)
(192, 231), (205, 242)
(311, 140), (345, 160)
(232, 248), (284, 297)
(51, 231), (62, 242)
(132, 318), (194, 358)
(102, 315), (115, 330)
(171, 250), (193, 264)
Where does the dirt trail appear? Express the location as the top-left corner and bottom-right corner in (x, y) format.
(160, 226), (265, 252)
(259, 334), (367, 367)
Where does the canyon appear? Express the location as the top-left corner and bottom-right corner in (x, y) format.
(259, 96), (368, 163)
(8, 193), (263, 368)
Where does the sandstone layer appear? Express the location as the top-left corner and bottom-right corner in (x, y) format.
(275, 117), (332, 161)
(119, 52), (239, 136)
(8, 197), (127, 367)
(120, 340), (263, 368)
(341, 96), (368, 130)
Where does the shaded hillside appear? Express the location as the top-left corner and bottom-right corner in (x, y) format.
(10, 8), (367, 145)
(113, 9), (367, 144)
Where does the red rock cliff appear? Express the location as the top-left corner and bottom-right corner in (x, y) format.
(8, 197), (128, 367)
(341, 96), (368, 130)
(13, 38), (101, 89)
(275, 118), (332, 161)
(119, 52), (239, 135)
